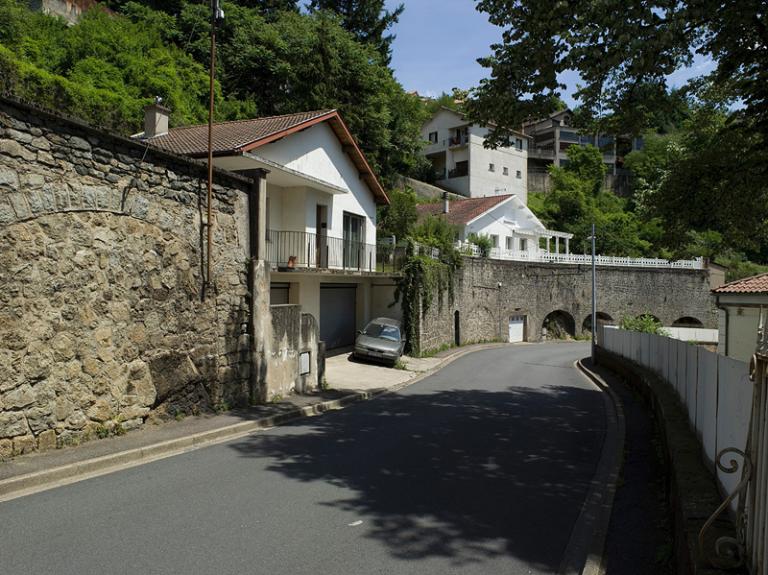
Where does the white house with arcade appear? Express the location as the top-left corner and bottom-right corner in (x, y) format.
(416, 193), (573, 259)
(421, 108), (530, 202)
(141, 106), (397, 350)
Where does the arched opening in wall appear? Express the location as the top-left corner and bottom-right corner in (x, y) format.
(636, 313), (662, 324)
(672, 316), (703, 327)
(582, 312), (615, 334)
(542, 310), (576, 340)
(454, 310), (461, 346)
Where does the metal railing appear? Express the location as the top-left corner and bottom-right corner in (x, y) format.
(456, 242), (705, 269)
(266, 230), (407, 273)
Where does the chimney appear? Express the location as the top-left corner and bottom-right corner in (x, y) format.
(442, 191), (450, 214)
(143, 99), (170, 139)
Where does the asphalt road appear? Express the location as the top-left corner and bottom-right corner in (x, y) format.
(0, 342), (605, 575)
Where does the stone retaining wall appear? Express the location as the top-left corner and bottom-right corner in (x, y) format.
(416, 257), (717, 355)
(0, 98), (257, 456)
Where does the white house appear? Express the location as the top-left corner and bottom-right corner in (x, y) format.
(141, 106), (396, 350)
(421, 108), (529, 202)
(416, 193), (573, 258)
(713, 273), (768, 362)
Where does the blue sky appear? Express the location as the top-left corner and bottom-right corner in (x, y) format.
(386, 1), (714, 105)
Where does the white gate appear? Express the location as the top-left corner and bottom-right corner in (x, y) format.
(508, 315), (525, 343)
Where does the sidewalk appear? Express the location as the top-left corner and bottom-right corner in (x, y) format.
(0, 342), (510, 502)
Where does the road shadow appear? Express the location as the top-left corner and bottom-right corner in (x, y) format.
(227, 383), (605, 570)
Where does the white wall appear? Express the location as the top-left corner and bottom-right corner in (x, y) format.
(260, 123), (378, 245)
(601, 328), (753, 510)
(462, 197), (546, 253)
(468, 126), (528, 203)
(422, 109), (529, 203)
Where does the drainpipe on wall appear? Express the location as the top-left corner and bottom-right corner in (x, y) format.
(442, 191), (450, 214)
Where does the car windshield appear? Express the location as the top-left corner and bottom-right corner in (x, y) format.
(362, 323), (400, 342)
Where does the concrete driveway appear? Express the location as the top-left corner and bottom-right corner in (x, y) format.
(325, 352), (442, 392)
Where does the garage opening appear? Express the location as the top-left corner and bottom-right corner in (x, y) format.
(508, 315), (526, 343)
(320, 284), (357, 350)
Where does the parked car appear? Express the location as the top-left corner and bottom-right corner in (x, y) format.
(354, 318), (405, 366)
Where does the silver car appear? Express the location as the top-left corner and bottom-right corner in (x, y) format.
(354, 318), (405, 366)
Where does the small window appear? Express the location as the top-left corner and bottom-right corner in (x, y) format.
(428, 131), (438, 144)
(489, 163), (495, 172)
(490, 234), (499, 248)
(516, 170), (522, 179)
(515, 138), (524, 151)
(503, 167), (509, 176)
(519, 238), (527, 251)
(505, 237), (514, 250)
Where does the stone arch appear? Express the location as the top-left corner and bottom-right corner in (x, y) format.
(672, 316), (704, 327)
(542, 310), (576, 339)
(636, 313), (662, 323)
(582, 312), (615, 333)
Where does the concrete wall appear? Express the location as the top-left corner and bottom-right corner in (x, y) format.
(0, 98), (264, 455)
(415, 257), (717, 355)
(268, 305), (320, 397)
(422, 109), (528, 201)
(718, 304), (763, 362)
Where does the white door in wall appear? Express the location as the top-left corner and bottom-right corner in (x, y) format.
(508, 315), (525, 343)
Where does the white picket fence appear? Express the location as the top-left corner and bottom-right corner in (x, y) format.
(458, 242), (704, 269)
(599, 327), (753, 512)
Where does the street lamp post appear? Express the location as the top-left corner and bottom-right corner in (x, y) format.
(591, 223), (597, 364)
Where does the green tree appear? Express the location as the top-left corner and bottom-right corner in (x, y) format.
(377, 188), (418, 242)
(469, 0), (768, 140)
(308, 0), (404, 64)
(620, 314), (669, 336)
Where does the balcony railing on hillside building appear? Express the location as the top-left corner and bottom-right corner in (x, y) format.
(266, 230), (407, 273)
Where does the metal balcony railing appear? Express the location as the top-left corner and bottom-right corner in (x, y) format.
(266, 230), (407, 273)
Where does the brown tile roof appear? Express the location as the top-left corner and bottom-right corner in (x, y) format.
(146, 110), (334, 156)
(146, 110), (388, 204)
(416, 195), (512, 226)
(713, 272), (768, 294)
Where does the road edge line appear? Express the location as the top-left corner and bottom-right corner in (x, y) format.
(558, 359), (626, 575)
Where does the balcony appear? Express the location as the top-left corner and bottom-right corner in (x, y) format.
(448, 163), (469, 179)
(266, 230), (407, 273)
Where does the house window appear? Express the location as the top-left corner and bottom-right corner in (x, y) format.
(519, 238), (527, 251)
(515, 138), (524, 151)
(343, 212), (366, 269)
(503, 167), (509, 176)
(428, 131), (438, 144)
(489, 163), (495, 172)
(490, 235), (499, 248)
(516, 170), (522, 179)
(506, 237), (514, 250)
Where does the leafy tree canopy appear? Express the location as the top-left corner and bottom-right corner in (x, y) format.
(468, 0), (768, 141)
(308, 0), (404, 64)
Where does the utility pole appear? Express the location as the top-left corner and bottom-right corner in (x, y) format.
(591, 223), (597, 363)
(205, 0), (224, 300)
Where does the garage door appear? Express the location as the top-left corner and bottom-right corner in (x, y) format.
(320, 284), (357, 350)
(509, 315), (525, 343)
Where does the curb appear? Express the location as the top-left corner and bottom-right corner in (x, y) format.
(558, 359), (626, 575)
(0, 342), (509, 503)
